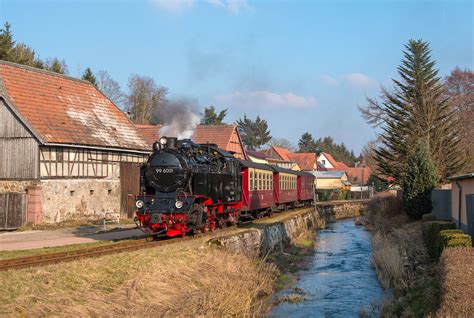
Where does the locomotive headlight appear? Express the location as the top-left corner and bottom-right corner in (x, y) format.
(159, 137), (167, 146)
(175, 200), (184, 209)
(136, 200), (144, 209)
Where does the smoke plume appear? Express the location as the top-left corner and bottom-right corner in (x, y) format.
(158, 98), (201, 139)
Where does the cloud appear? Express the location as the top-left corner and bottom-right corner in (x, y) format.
(341, 73), (375, 88)
(320, 73), (376, 89)
(206, 0), (251, 14)
(151, 0), (195, 13)
(320, 75), (338, 86)
(215, 91), (317, 109)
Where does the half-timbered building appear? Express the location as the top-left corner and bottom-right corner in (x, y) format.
(0, 61), (149, 228)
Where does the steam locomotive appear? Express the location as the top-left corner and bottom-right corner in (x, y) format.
(135, 136), (315, 237)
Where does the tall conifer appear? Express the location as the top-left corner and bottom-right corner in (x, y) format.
(374, 39), (464, 183)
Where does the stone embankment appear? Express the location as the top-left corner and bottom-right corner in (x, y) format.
(209, 200), (367, 257)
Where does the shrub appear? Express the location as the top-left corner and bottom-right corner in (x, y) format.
(439, 231), (472, 249)
(401, 140), (438, 219)
(421, 221), (456, 258)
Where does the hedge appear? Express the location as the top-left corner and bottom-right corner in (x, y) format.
(436, 230), (470, 258)
(421, 221), (456, 259)
(422, 221), (472, 259)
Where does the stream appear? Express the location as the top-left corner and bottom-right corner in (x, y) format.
(271, 218), (389, 317)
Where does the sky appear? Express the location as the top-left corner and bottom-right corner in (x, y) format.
(0, 0), (472, 153)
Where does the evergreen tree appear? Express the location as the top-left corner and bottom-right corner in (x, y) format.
(201, 106), (227, 125)
(0, 22), (64, 72)
(82, 67), (97, 87)
(298, 132), (316, 152)
(236, 115), (271, 150)
(0, 22), (14, 60)
(402, 140), (438, 219)
(46, 58), (67, 74)
(373, 40), (464, 183)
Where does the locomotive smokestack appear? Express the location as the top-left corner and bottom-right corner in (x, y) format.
(158, 98), (200, 140)
(167, 137), (178, 149)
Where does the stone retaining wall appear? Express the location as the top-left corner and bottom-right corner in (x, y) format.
(209, 200), (367, 257)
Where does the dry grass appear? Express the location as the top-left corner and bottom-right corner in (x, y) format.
(0, 239), (277, 317)
(365, 192), (407, 233)
(371, 232), (407, 290)
(437, 247), (474, 316)
(366, 193), (440, 316)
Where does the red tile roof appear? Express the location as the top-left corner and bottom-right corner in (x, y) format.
(0, 61), (148, 151)
(345, 166), (372, 185)
(287, 153), (317, 171)
(269, 146), (292, 161)
(136, 124), (247, 159)
(320, 152), (339, 167)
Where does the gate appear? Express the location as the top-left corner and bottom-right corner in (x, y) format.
(0, 193), (27, 229)
(431, 189), (452, 220)
(120, 162), (141, 218)
(466, 194), (474, 238)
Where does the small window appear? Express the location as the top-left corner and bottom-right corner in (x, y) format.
(250, 171), (254, 190)
(70, 190), (75, 197)
(108, 189), (112, 195)
(90, 190), (94, 196)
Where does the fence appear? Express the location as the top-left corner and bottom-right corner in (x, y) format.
(0, 192), (27, 229)
(430, 189), (452, 221)
(466, 194), (474, 238)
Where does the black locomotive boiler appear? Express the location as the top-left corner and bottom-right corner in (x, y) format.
(135, 136), (242, 237)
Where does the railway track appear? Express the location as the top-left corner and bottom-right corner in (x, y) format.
(0, 202), (365, 272)
(0, 234), (204, 272)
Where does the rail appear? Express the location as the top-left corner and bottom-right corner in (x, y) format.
(0, 201), (369, 271)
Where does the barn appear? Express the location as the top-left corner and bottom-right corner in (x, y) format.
(0, 61), (150, 229)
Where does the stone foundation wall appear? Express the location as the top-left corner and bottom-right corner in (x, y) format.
(209, 200), (368, 257)
(40, 179), (121, 223)
(0, 180), (38, 193)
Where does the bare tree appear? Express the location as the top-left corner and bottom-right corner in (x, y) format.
(268, 137), (296, 151)
(360, 138), (382, 172)
(126, 74), (168, 124)
(97, 70), (125, 108)
(358, 86), (391, 127)
(445, 67), (474, 170)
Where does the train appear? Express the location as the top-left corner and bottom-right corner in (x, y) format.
(134, 136), (315, 237)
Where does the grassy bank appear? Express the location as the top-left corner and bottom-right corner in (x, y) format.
(0, 238), (277, 317)
(365, 193), (440, 316)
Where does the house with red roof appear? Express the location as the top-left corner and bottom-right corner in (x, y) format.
(136, 124), (247, 160)
(265, 146), (302, 170)
(0, 61), (149, 228)
(318, 152), (371, 185)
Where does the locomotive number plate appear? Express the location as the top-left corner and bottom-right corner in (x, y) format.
(155, 168), (174, 173)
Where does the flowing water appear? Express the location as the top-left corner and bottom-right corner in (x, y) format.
(271, 218), (389, 317)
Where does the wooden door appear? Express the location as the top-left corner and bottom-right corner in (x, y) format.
(120, 162), (141, 218)
(0, 193), (26, 229)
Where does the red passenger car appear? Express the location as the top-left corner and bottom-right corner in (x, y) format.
(239, 160), (275, 217)
(296, 170), (315, 204)
(272, 166), (299, 210)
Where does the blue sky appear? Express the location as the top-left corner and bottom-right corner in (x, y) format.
(1, 0), (472, 153)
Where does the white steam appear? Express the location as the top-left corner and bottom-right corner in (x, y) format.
(158, 99), (201, 139)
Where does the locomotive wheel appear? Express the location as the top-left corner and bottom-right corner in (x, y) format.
(188, 204), (207, 233)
